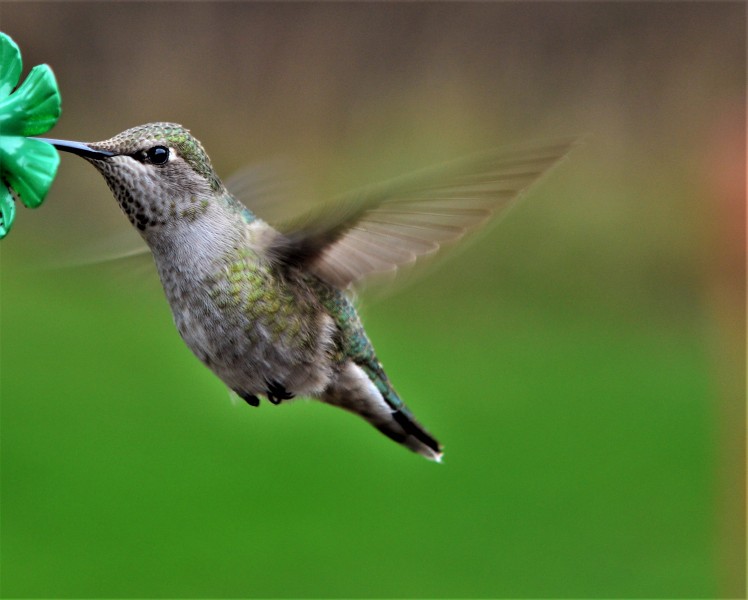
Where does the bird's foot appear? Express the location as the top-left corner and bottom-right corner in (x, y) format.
(265, 380), (294, 405)
(238, 391), (260, 407)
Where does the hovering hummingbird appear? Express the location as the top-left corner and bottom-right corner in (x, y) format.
(37, 124), (573, 461)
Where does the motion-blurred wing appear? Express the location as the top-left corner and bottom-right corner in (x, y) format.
(224, 160), (309, 227)
(268, 138), (577, 288)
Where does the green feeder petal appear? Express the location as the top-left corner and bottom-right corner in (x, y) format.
(0, 32), (62, 238)
(0, 64), (61, 136)
(0, 33), (22, 99)
(0, 183), (16, 236)
(0, 136), (59, 208)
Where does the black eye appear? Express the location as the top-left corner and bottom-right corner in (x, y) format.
(146, 146), (169, 165)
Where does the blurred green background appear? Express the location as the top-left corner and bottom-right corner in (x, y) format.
(1, 3), (744, 598)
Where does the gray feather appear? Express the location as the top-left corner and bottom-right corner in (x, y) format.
(264, 138), (578, 288)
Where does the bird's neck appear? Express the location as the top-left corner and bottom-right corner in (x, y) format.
(146, 193), (273, 282)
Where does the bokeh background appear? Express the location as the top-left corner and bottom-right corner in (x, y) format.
(1, 3), (744, 598)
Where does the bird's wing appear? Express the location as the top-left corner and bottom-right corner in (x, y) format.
(223, 159), (311, 227)
(264, 138), (577, 288)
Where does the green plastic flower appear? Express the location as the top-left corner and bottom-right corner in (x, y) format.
(0, 32), (61, 238)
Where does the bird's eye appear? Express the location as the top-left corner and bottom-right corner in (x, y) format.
(145, 146), (169, 165)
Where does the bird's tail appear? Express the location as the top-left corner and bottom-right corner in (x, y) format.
(376, 405), (443, 462)
(322, 361), (443, 462)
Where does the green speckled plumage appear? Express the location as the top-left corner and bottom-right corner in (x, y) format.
(210, 247), (317, 346)
(308, 277), (406, 412)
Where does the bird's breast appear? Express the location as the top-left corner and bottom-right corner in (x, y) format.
(157, 247), (339, 396)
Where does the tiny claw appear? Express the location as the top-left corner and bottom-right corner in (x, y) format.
(239, 392), (260, 407)
(265, 380), (294, 405)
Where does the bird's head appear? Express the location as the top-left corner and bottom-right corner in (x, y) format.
(39, 122), (223, 233)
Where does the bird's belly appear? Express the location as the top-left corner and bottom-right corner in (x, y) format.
(166, 275), (337, 398)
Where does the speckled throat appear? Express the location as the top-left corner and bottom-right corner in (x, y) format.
(92, 156), (213, 232)
(77, 123), (225, 233)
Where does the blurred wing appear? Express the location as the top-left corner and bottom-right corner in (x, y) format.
(268, 138), (577, 288)
(35, 226), (158, 290)
(224, 160), (310, 227)
(43, 226), (150, 268)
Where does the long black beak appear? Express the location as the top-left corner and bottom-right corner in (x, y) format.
(33, 138), (117, 160)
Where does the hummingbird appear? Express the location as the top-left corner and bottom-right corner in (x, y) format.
(37, 123), (573, 461)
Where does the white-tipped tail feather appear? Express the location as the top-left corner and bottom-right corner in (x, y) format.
(321, 362), (443, 461)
